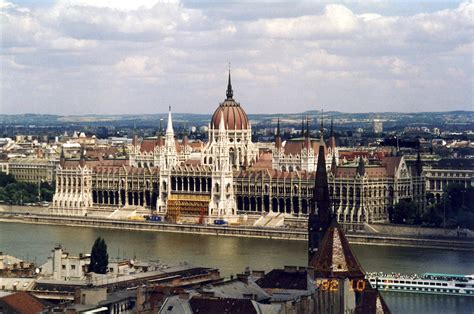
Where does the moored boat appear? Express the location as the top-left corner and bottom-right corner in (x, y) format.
(366, 272), (474, 296)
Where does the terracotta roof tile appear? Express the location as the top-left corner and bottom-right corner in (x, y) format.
(0, 292), (47, 314)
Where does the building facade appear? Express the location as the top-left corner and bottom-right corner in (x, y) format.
(51, 74), (425, 224)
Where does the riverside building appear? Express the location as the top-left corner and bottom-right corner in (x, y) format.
(51, 72), (425, 224)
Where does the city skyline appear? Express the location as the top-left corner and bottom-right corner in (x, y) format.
(1, 0), (473, 115)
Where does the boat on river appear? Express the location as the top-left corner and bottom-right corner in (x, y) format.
(366, 272), (474, 296)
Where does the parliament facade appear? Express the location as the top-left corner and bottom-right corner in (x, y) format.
(52, 73), (425, 224)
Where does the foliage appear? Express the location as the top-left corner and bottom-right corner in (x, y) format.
(389, 183), (474, 230)
(390, 200), (418, 224)
(0, 172), (54, 204)
(88, 237), (109, 274)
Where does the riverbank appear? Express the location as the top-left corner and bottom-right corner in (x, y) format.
(0, 212), (472, 251)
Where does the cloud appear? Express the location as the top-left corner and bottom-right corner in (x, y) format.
(0, 0), (472, 114)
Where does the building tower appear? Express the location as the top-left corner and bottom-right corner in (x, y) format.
(164, 106), (178, 170)
(210, 112), (236, 217)
(308, 131), (332, 264)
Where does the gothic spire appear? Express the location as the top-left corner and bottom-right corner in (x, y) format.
(416, 148), (423, 176)
(357, 156), (365, 176)
(276, 117), (280, 137)
(226, 66), (233, 100)
(166, 106), (174, 135)
(331, 153), (337, 175)
(308, 137), (332, 264)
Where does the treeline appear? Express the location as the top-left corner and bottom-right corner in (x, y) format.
(389, 183), (474, 230)
(0, 173), (54, 205)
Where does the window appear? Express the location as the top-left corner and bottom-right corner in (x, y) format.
(62, 265), (66, 270)
(71, 265), (76, 270)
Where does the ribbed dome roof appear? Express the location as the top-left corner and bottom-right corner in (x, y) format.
(210, 70), (249, 130)
(211, 100), (249, 130)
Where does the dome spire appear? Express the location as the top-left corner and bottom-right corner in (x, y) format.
(226, 63), (233, 100)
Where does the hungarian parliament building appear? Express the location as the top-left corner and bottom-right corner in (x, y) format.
(52, 73), (425, 224)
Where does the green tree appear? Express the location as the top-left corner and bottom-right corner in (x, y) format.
(391, 200), (417, 224)
(88, 237), (109, 274)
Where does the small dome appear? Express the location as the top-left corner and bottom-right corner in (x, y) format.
(211, 100), (249, 130)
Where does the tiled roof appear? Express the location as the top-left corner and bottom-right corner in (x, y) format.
(381, 157), (402, 177)
(0, 292), (47, 314)
(189, 297), (257, 314)
(283, 139), (326, 156)
(310, 221), (365, 279)
(256, 269), (309, 290)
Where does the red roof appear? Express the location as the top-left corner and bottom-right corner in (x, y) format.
(283, 139), (326, 156)
(0, 292), (47, 314)
(381, 157), (402, 177)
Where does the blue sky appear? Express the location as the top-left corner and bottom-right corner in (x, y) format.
(1, 0), (472, 115)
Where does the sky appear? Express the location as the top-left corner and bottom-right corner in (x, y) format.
(0, 0), (472, 115)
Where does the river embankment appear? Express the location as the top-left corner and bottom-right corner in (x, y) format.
(0, 209), (472, 251)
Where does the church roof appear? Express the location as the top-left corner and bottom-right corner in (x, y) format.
(380, 156), (402, 177)
(310, 220), (365, 279)
(283, 139), (327, 156)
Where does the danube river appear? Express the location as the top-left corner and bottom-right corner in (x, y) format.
(1, 222), (473, 313)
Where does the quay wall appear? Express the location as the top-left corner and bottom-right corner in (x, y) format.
(0, 212), (473, 251)
(368, 223), (474, 238)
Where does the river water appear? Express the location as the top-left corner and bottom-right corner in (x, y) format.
(1, 222), (473, 313)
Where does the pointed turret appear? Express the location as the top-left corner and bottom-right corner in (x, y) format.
(308, 133), (331, 264)
(226, 68), (233, 100)
(329, 118), (336, 149)
(218, 111), (226, 135)
(275, 117), (282, 149)
(357, 156), (365, 177)
(331, 153), (337, 176)
(166, 106), (174, 135)
(416, 148), (423, 176)
(164, 106), (177, 169)
(60, 146), (65, 165)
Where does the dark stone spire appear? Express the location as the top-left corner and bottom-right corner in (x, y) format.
(357, 156), (365, 176)
(60, 146), (65, 165)
(276, 117), (280, 137)
(416, 148), (423, 176)
(275, 117), (282, 149)
(331, 153), (337, 175)
(226, 67), (233, 100)
(308, 139), (332, 264)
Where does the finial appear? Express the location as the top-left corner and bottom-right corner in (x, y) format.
(276, 117), (281, 137)
(226, 65), (233, 100)
(169, 105), (171, 112)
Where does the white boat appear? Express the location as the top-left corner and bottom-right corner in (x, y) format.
(366, 272), (474, 296)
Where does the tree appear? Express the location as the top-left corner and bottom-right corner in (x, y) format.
(88, 237), (109, 274)
(391, 200), (417, 224)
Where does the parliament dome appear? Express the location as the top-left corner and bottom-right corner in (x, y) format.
(210, 71), (250, 131)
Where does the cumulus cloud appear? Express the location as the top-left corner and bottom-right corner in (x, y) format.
(0, 0), (472, 114)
